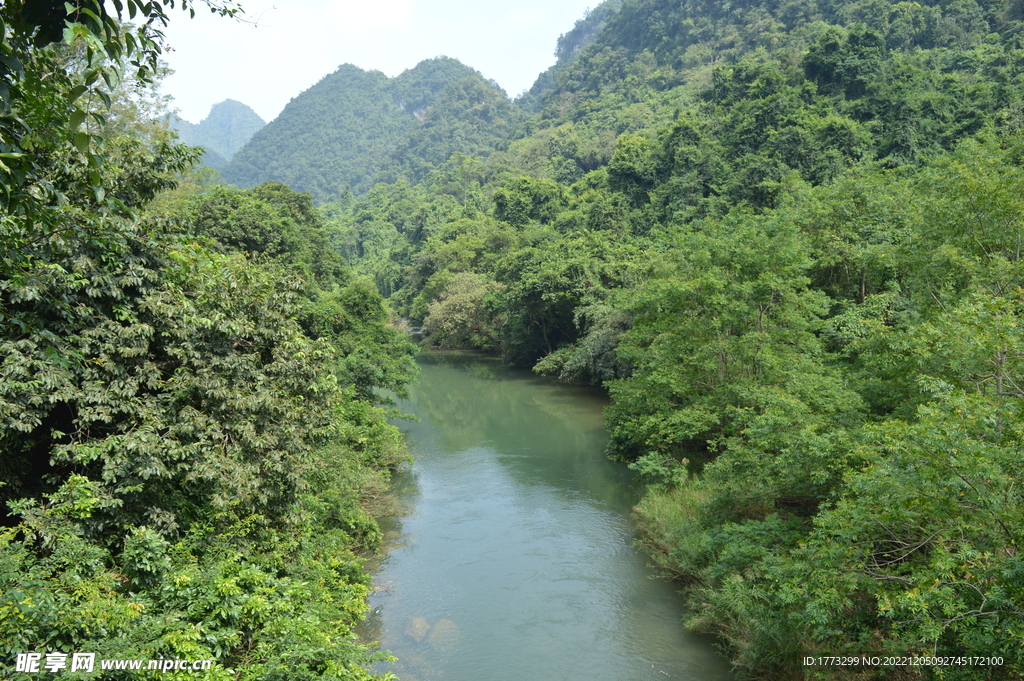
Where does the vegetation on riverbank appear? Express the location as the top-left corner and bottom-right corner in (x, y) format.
(0, 3), (414, 679)
(310, 0), (1024, 675)
(625, 139), (1024, 677)
(332, 133), (1024, 679)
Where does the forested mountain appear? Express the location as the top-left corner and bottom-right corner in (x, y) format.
(318, 0), (1024, 675)
(169, 98), (265, 169)
(384, 76), (525, 185)
(222, 58), (516, 201)
(490, 0), (1024, 199)
(516, 0), (626, 111)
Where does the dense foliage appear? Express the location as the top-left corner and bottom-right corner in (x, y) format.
(311, 0), (1024, 676)
(1, 3), (413, 679)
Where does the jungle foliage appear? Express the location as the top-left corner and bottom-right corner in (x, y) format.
(316, 0), (1024, 676)
(1, 3), (413, 679)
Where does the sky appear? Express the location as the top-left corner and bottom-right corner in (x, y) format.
(161, 0), (599, 124)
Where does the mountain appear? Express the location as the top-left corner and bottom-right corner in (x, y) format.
(170, 99), (266, 169)
(516, 0), (625, 112)
(485, 0), (1024, 199)
(386, 75), (525, 185)
(221, 57), (517, 202)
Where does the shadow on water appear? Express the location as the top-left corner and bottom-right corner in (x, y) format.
(358, 350), (731, 681)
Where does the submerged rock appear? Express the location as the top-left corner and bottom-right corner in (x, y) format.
(405, 617), (429, 642)
(426, 618), (459, 648)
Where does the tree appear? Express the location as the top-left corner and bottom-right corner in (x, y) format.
(784, 389), (1024, 669)
(422, 272), (504, 349)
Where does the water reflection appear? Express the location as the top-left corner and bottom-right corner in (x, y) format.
(362, 351), (730, 681)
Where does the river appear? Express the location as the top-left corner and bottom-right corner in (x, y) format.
(360, 350), (731, 681)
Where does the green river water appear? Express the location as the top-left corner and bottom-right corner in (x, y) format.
(361, 351), (731, 681)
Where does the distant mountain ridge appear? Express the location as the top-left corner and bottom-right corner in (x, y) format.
(213, 8), (627, 201)
(221, 57), (520, 202)
(170, 99), (266, 170)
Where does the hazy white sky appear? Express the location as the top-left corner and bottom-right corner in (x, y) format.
(161, 0), (597, 124)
